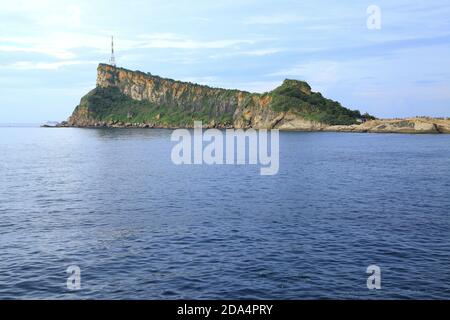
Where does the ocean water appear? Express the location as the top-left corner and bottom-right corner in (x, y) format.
(0, 126), (449, 299)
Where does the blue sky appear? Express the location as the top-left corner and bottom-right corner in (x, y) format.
(1, 0), (449, 122)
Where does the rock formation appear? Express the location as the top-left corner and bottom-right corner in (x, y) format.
(326, 118), (450, 134)
(62, 64), (450, 133)
(65, 64), (365, 129)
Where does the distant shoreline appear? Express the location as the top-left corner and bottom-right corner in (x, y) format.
(41, 117), (450, 134)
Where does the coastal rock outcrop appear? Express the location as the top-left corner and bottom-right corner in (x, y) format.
(66, 64), (366, 129)
(325, 118), (450, 134)
(64, 64), (449, 133)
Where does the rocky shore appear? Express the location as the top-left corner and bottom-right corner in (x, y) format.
(55, 117), (450, 134)
(325, 118), (450, 134)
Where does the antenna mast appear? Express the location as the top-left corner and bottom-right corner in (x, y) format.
(110, 36), (116, 67)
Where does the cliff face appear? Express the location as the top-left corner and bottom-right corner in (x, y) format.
(67, 64), (365, 129)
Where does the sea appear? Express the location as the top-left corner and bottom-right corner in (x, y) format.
(0, 125), (449, 299)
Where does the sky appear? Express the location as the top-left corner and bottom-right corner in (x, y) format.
(1, 0), (449, 123)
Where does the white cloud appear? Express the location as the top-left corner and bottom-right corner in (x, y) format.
(33, 5), (82, 28)
(269, 61), (341, 85)
(208, 48), (283, 59)
(0, 32), (139, 60)
(243, 14), (303, 25)
(136, 33), (255, 49)
(241, 48), (283, 56)
(0, 30), (266, 74)
(2, 1), (82, 29)
(2, 60), (97, 70)
(0, 43), (76, 60)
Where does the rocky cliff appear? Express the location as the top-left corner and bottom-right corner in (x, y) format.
(66, 64), (366, 129)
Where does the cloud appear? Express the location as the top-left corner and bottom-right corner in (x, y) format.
(0, 33), (94, 59)
(0, 30), (267, 74)
(209, 48), (283, 59)
(0, 32), (139, 60)
(0, 44), (76, 60)
(2, 1), (82, 29)
(269, 61), (341, 84)
(136, 33), (256, 49)
(2, 60), (97, 70)
(243, 14), (303, 25)
(241, 48), (283, 56)
(34, 4), (82, 28)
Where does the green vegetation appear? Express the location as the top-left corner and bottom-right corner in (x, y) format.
(268, 80), (368, 125)
(79, 87), (235, 126)
(75, 75), (373, 127)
